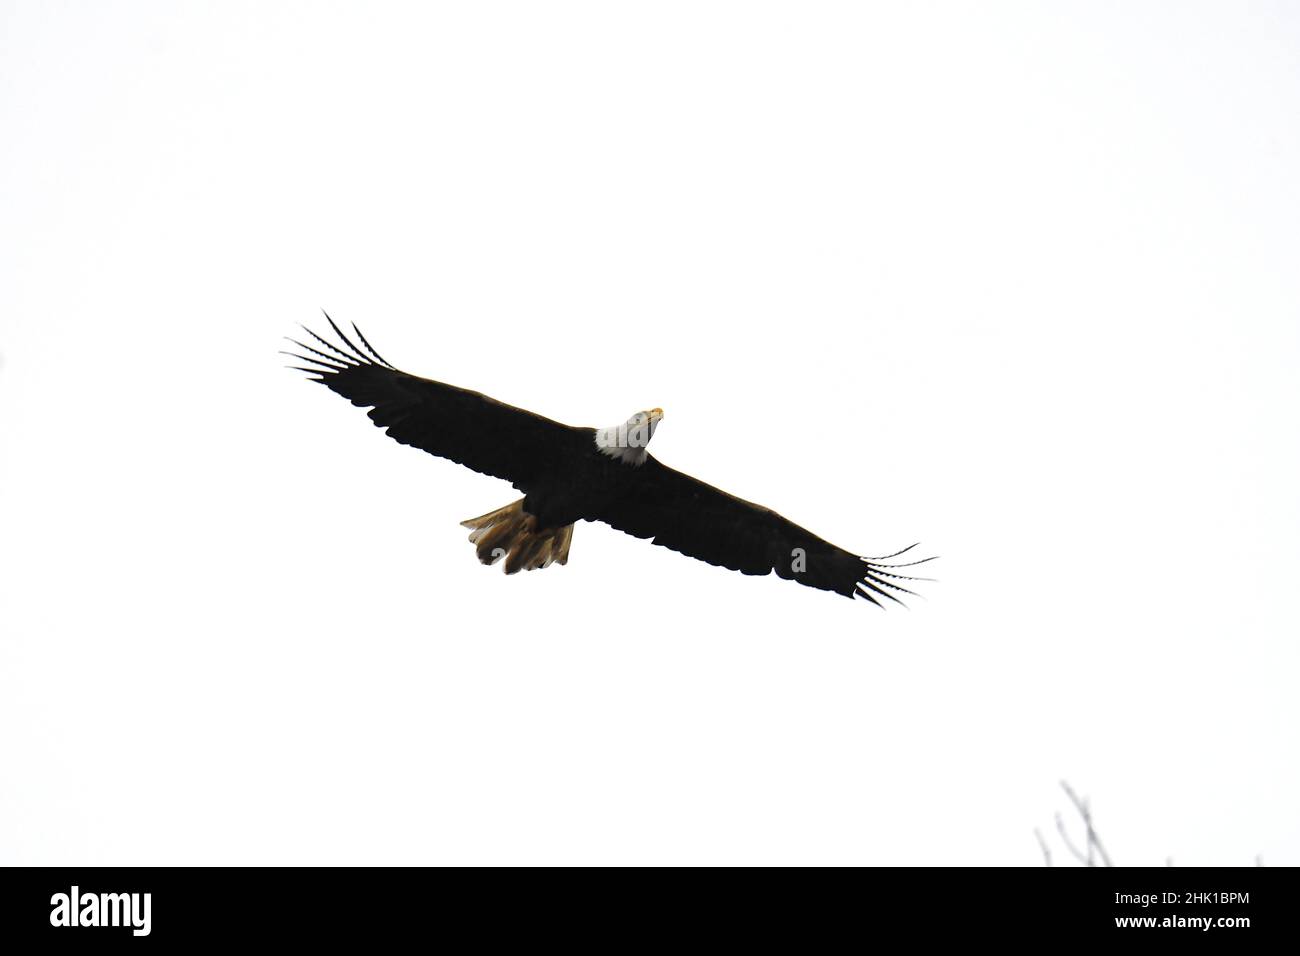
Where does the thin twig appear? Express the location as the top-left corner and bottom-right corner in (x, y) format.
(1055, 811), (1092, 866)
(1061, 780), (1113, 867)
(1034, 828), (1053, 867)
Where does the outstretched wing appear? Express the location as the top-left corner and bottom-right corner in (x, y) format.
(285, 315), (591, 488)
(591, 457), (932, 605)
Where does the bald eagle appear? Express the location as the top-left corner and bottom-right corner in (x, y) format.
(285, 316), (932, 606)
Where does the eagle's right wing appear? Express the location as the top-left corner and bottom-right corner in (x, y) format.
(590, 456), (932, 605)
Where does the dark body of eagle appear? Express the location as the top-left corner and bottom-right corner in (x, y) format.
(286, 316), (931, 606)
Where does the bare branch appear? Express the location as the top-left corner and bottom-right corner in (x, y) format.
(1040, 781), (1257, 866)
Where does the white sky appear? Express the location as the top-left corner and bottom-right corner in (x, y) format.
(2, 1), (1297, 866)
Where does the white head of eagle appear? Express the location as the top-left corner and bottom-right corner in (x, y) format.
(595, 408), (664, 466)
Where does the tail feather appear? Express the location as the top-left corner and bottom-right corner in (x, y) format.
(551, 524), (573, 566)
(460, 499), (574, 574)
(505, 533), (547, 574)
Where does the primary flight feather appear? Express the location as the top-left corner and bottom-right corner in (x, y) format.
(286, 315), (933, 605)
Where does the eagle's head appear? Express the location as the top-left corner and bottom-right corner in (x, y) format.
(595, 408), (664, 466)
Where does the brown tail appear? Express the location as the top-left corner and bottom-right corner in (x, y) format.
(459, 499), (574, 574)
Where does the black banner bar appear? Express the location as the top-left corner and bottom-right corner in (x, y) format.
(0, 865), (1292, 945)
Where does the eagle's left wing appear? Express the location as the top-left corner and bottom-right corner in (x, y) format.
(285, 315), (592, 490)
